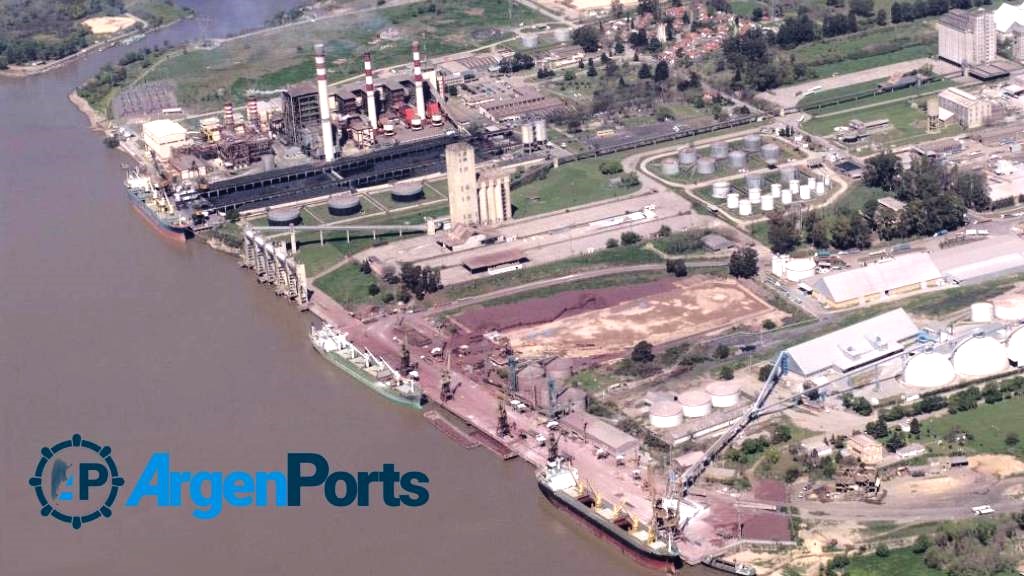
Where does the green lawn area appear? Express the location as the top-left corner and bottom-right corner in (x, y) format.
(834, 183), (887, 213)
(511, 162), (639, 218)
(147, 0), (546, 111)
(799, 78), (953, 111)
(313, 263), (388, 308)
(787, 22), (936, 78)
(903, 272), (1024, 317)
(810, 44), (934, 78)
(467, 270), (665, 308)
(844, 548), (944, 576)
(803, 98), (961, 147)
(921, 394), (1024, 457)
(125, 0), (190, 26)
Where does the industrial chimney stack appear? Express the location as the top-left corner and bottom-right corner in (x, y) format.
(223, 102), (235, 136)
(314, 43), (335, 162)
(412, 41), (426, 120)
(246, 97), (259, 132)
(363, 52), (378, 130)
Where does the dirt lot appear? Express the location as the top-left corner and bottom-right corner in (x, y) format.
(505, 277), (781, 359)
(970, 454), (1024, 479)
(81, 15), (139, 34)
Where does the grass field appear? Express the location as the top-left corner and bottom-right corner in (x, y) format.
(799, 78), (953, 111)
(921, 394), (1024, 456)
(787, 22), (935, 78)
(313, 262), (385, 308)
(460, 270), (665, 309)
(803, 98), (961, 147)
(511, 161), (640, 218)
(147, 0), (546, 110)
(844, 549), (944, 576)
(125, 0), (190, 26)
(834, 183), (887, 213)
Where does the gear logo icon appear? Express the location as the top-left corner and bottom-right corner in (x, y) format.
(29, 434), (123, 529)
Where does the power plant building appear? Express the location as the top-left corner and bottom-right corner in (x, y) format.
(938, 87), (992, 129)
(445, 142), (512, 227)
(142, 119), (188, 161)
(938, 9), (997, 66)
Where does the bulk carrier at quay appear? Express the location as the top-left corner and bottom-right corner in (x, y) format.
(310, 323), (425, 409)
(537, 442), (684, 572)
(124, 170), (194, 241)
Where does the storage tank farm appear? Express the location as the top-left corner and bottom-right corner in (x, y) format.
(679, 390), (712, 418)
(328, 193), (361, 216)
(391, 181), (424, 202)
(267, 206), (302, 226)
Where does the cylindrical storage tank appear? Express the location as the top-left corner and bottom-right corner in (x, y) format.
(553, 27), (571, 42)
(799, 185), (811, 201)
(431, 114), (444, 127)
(650, 401), (684, 429)
(771, 254), (785, 277)
(780, 166), (797, 183)
(391, 181), (424, 202)
(808, 177), (817, 189)
(661, 158), (680, 176)
(952, 336), (1008, 378)
(743, 134), (762, 153)
(328, 193), (362, 216)
(410, 117), (423, 131)
(711, 141), (729, 159)
(785, 257), (816, 282)
(903, 352), (956, 388)
(521, 33), (538, 48)
(789, 179), (799, 194)
(970, 302), (994, 322)
(761, 195), (775, 211)
(726, 193), (740, 209)
(816, 181), (825, 196)
(761, 143), (781, 165)
(781, 190), (793, 205)
(696, 157), (716, 175)
(993, 294), (1024, 321)
(679, 147), (697, 166)
(521, 123), (535, 145)
(739, 199), (752, 216)
(748, 187), (761, 204)
(824, 175), (832, 189)
(1006, 327), (1024, 365)
(679, 390), (712, 418)
(705, 381), (741, 408)
(712, 181), (731, 199)
(535, 119), (547, 142)
(267, 206), (301, 226)
(383, 122), (396, 136)
(746, 173), (763, 190)
(770, 183), (782, 198)
(728, 150), (747, 170)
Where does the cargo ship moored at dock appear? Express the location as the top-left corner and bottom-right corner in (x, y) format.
(702, 555), (757, 575)
(125, 171), (193, 241)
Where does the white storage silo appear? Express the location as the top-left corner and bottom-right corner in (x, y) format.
(789, 179), (799, 194)
(650, 401), (684, 429)
(697, 157), (716, 175)
(816, 181), (825, 196)
(993, 294), (1024, 321)
(761, 143), (781, 165)
(521, 123), (534, 145)
(770, 183), (782, 198)
(553, 27), (571, 42)
(743, 134), (762, 153)
(748, 187), (761, 204)
(781, 189), (793, 205)
(952, 336), (1009, 378)
(808, 177), (817, 190)
(534, 119), (548, 142)
(739, 199), (752, 216)
(662, 158), (680, 176)
(761, 195), (775, 211)
(679, 390), (712, 418)
(771, 254), (785, 277)
(706, 381), (741, 408)
(746, 173), (763, 190)
(903, 352), (956, 389)
(726, 193), (740, 209)
(785, 257), (816, 282)
(711, 141), (729, 159)
(679, 147), (697, 166)
(799, 185), (811, 201)
(1007, 327), (1024, 365)
(712, 181), (731, 199)
(729, 150), (747, 170)
(780, 166), (797, 183)
(971, 302), (994, 322)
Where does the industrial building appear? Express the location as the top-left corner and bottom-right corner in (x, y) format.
(812, 252), (943, 308)
(142, 119), (188, 161)
(444, 142), (512, 227)
(785, 308), (919, 377)
(938, 9), (997, 67)
(938, 87), (993, 129)
(847, 434), (885, 465)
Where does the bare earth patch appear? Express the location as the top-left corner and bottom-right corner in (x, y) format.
(970, 454), (1024, 479)
(81, 15), (139, 35)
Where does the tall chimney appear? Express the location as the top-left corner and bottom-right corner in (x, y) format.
(314, 43), (335, 162)
(246, 97), (259, 132)
(223, 102), (234, 136)
(363, 52), (378, 130)
(412, 41), (426, 120)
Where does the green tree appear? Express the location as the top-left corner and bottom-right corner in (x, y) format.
(631, 340), (655, 363)
(654, 60), (670, 82)
(767, 210), (801, 254)
(863, 150), (900, 191)
(875, 8), (888, 24)
(729, 247), (759, 278)
(719, 366), (735, 380)
(866, 417), (888, 438)
(620, 231), (641, 245)
(571, 25), (601, 52)
(666, 259), (688, 277)
(638, 62), (652, 79)
(715, 343), (731, 359)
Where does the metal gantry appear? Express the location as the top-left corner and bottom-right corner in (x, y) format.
(241, 227), (309, 309)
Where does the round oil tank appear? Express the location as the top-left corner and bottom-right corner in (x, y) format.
(521, 123), (535, 145)
(780, 166), (797, 183)
(770, 183), (782, 198)
(431, 114), (444, 127)
(1006, 327), (1024, 365)
(728, 150), (747, 170)
(748, 187), (761, 204)
(678, 147), (697, 166)
(781, 189), (793, 205)
(761, 143), (781, 164)
(808, 177), (817, 189)
(391, 182), (424, 202)
(521, 33), (538, 48)
(789, 179), (799, 193)
(705, 381), (741, 408)
(410, 118), (423, 130)
(710, 141), (729, 159)
(971, 302), (994, 322)
(679, 390), (712, 418)
(952, 336), (1009, 378)
(738, 199), (752, 216)
(267, 206), (301, 226)
(534, 119), (548, 142)
(328, 193), (362, 216)
(661, 158), (680, 176)
(650, 401), (684, 429)
(903, 352), (956, 388)
(746, 173), (763, 190)
(696, 157), (716, 175)
(993, 294), (1024, 321)
(816, 181), (825, 196)
(712, 181), (731, 199)
(785, 257), (815, 282)
(743, 134), (762, 153)
(760, 195), (775, 211)
(383, 123), (396, 136)
(553, 27), (571, 42)
(726, 193), (740, 209)
(799, 185), (811, 201)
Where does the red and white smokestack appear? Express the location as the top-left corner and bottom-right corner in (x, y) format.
(314, 43), (335, 162)
(412, 41), (426, 120)
(223, 102), (235, 135)
(246, 97), (259, 132)
(363, 52), (378, 130)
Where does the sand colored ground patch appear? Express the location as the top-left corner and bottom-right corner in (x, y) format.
(970, 454), (1024, 479)
(890, 476), (962, 497)
(82, 15), (139, 35)
(507, 277), (780, 358)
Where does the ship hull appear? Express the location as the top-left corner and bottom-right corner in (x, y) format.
(538, 480), (681, 572)
(313, 344), (424, 410)
(127, 190), (192, 242)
